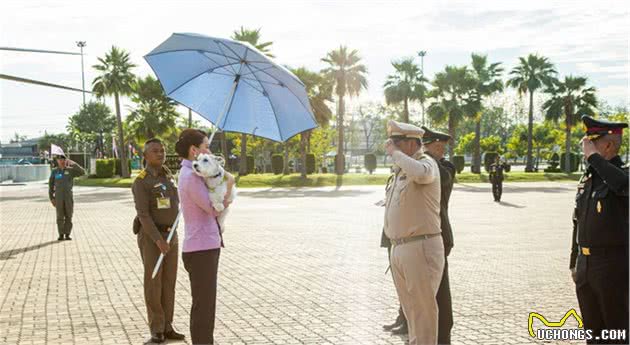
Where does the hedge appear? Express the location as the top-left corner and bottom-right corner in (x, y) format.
(560, 152), (579, 172)
(114, 158), (132, 176)
(95, 159), (115, 178)
(306, 154), (316, 175)
(452, 156), (465, 174)
(364, 154), (377, 174)
(483, 152), (499, 172)
(271, 154), (283, 175)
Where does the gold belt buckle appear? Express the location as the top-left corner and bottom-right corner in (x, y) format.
(581, 247), (591, 256)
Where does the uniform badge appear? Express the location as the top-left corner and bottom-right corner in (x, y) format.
(157, 197), (171, 209)
(597, 201), (602, 214)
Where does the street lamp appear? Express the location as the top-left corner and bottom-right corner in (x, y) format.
(76, 41), (86, 105)
(417, 50), (427, 125)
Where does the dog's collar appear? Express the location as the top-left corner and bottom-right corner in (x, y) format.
(211, 171), (223, 179)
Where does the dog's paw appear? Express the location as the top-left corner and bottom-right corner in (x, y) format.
(214, 203), (225, 212)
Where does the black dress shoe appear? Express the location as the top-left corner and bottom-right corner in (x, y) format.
(64, 235), (72, 240)
(391, 324), (408, 335)
(164, 330), (185, 340)
(383, 318), (404, 331)
(146, 333), (164, 344)
(57, 236), (64, 241)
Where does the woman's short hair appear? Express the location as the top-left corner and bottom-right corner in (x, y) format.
(175, 129), (207, 158)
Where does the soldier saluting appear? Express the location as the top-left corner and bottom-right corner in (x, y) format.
(570, 116), (628, 344)
(48, 153), (85, 241)
(489, 156), (507, 202)
(132, 138), (185, 344)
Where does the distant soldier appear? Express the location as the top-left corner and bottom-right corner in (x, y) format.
(570, 116), (628, 344)
(48, 154), (85, 241)
(384, 120), (444, 345)
(488, 156), (507, 202)
(132, 138), (185, 344)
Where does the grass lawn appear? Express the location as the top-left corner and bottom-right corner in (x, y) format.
(75, 171), (581, 188)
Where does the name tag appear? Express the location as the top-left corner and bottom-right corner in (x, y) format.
(55, 173), (63, 180)
(157, 197), (171, 209)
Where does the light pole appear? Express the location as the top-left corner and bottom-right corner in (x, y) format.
(76, 41), (86, 105)
(418, 50), (427, 126)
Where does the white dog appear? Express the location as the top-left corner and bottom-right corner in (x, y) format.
(192, 153), (236, 232)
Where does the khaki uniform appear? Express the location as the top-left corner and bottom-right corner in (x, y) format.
(48, 163), (85, 237)
(132, 165), (179, 336)
(385, 149), (445, 345)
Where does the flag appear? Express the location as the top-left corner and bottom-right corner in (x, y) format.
(50, 144), (65, 158)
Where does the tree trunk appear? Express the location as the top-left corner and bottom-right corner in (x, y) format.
(525, 91), (535, 172)
(336, 95), (345, 175)
(114, 93), (130, 178)
(565, 125), (572, 174)
(448, 114), (455, 160)
(239, 133), (247, 175)
(300, 133), (307, 178)
(403, 98), (409, 123)
(472, 118), (481, 174)
(283, 143), (289, 175)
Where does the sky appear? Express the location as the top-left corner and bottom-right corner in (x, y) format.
(1, 0), (628, 143)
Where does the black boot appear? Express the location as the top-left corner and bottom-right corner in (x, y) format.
(383, 309), (405, 331)
(64, 234), (72, 240)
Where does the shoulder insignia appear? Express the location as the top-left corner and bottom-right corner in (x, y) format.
(137, 170), (147, 180)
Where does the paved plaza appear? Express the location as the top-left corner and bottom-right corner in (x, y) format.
(1, 181), (582, 344)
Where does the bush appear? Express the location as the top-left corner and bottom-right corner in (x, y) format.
(364, 154), (377, 174)
(483, 152), (499, 172)
(452, 156), (465, 174)
(321, 167), (328, 174)
(271, 154), (284, 175)
(560, 152), (579, 172)
(247, 155), (255, 175)
(95, 159), (115, 178)
(114, 158), (132, 176)
(306, 154), (316, 175)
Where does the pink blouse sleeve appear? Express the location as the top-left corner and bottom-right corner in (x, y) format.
(183, 174), (218, 217)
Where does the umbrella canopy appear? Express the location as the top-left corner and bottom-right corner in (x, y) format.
(145, 33), (317, 142)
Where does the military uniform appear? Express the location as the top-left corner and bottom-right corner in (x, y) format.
(384, 121), (444, 345)
(423, 126), (456, 345)
(48, 160), (85, 239)
(570, 116), (628, 344)
(488, 161), (506, 202)
(132, 165), (180, 339)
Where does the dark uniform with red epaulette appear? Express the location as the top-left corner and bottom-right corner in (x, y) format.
(570, 116), (628, 344)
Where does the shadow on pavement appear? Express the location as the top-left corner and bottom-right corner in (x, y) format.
(455, 183), (574, 194)
(0, 240), (60, 260)
(497, 201), (526, 208)
(238, 188), (374, 199)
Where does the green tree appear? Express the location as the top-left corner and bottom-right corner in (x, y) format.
(67, 101), (116, 154)
(426, 65), (477, 159)
(126, 75), (180, 143)
(92, 46), (137, 177)
(292, 67), (333, 177)
(232, 26), (275, 175)
(506, 54), (557, 172)
(322, 45), (368, 174)
(543, 76), (597, 173)
(383, 57), (427, 123)
(469, 53), (503, 173)
(39, 132), (74, 155)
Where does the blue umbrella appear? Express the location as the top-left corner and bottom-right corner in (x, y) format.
(145, 33), (318, 143)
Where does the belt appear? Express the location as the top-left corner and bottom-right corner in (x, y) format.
(390, 233), (441, 247)
(579, 246), (627, 256)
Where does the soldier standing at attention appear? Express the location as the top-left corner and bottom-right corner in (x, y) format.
(48, 154), (85, 241)
(132, 138), (185, 344)
(489, 156), (506, 202)
(570, 116), (628, 344)
(422, 126), (456, 345)
(384, 120), (444, 345)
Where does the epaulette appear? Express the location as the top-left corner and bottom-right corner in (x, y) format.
(136, 170), (147, 179)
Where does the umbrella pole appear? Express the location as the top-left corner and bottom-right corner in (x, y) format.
(151, 208), (182, 279)
(208, 76), (240, 145)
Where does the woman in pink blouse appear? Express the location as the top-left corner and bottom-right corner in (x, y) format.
(175, 129), (233, 345)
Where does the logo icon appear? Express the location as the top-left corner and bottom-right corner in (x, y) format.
(528, 309), (583, 337)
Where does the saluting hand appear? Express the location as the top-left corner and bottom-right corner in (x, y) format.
(581, 137), (599, 159)
(156, 239), (170, 254)
(384, 139), (398, 156)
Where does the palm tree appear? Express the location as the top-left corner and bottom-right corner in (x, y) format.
(469, 54), (503, 173)
(232, 26), (274, 175)
(427, 65), (477, 159)
(126, 75), (179, 142)
(543, 76), (597, 173)
(322, 46), (368, 175)
(507, 54), (557, 172)
(92, 46), (136, 178)
(383, 57), (427, 123)
(292, 67), (334, 177)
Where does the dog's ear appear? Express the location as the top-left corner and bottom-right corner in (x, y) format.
(213, 155), (226, 167)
